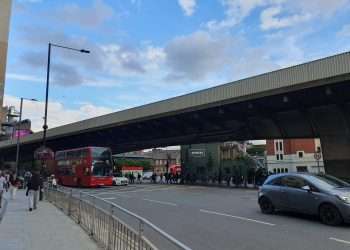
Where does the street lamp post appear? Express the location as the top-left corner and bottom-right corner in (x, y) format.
(42, 42), (90, 147)
(15, 97), (38, 174)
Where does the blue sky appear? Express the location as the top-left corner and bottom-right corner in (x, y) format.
(4, 0), (350, 132)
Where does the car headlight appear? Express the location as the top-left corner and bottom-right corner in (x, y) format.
(336, 195), (350, 204)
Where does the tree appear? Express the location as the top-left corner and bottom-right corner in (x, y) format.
(247, 145), (266, 156)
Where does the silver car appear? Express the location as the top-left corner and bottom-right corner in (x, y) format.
(258, 173), (350, 225)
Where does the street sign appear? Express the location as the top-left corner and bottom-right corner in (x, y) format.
(314, 152), (322, 161)
(34, 146), (54, 160)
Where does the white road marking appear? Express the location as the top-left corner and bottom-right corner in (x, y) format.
(112, 193), (132, 198)
(102, 197), (117, 200)
(329, 237), (350, 245)
(199, 209), (275, 226)
(143, 198), (178, 207)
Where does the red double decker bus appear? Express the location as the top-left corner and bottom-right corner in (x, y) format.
(55, 147), (113, 187)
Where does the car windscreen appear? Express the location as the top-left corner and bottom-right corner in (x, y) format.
(309, 174), (350, 189)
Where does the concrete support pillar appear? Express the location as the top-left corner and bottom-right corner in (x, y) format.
(321, 135), (350, 179)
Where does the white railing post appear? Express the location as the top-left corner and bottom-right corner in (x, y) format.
(67, 189), (73, 216)
(78, 192), (82, 224)
(107, 204), (114, 250)
(138, 219), (144, 250)
(90, 196), (96, 236)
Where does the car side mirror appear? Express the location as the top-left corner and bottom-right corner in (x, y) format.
(301, 185), (311, 192)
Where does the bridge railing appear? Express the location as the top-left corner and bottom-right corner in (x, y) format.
(44, 186), (191, 250)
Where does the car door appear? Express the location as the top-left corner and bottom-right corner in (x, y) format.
(264, 176), (285, 209)
(280, 176), (320, 214)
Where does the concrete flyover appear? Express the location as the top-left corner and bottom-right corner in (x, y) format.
(0, 52), (350, 178)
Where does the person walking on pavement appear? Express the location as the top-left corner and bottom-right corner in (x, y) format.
(5, 171), (10, 192)
(9, 172), (18, 200)
(24, 170), (32, 189)
(0, 173), (7, 208)
(26, 171), (41, 211)
(137, 173), (142, 184)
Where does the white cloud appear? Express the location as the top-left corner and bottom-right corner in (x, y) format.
(3, 95), (114, 132)
(207, 0), (269, 30)
(54, 0), (114, 29)
(206, 0), (350, 31)
(337, 24), (350, 37)
(164, 31), (234, 81)
(260, 6), (311, 31)
(178, 0), (197, 16)
(291, 0), (349, 18)
(6, 73), (44, 83)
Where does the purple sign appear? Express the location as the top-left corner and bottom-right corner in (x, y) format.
(13, 129), (31, 139)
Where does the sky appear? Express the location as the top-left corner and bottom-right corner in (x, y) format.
(4, 0), (350, 134)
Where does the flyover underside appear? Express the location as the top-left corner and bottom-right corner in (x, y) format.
(1, 80), (350, 177)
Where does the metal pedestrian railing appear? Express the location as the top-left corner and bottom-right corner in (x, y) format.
(44, 187), (191, 250)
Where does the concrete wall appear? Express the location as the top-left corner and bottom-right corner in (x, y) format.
(0, 0), (12, 117)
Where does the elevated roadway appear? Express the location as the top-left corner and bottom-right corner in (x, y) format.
(1, 52), (350, 177)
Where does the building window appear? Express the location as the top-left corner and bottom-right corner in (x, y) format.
(297, 166), (308, 172)
(285, 168), (288, 173)
(280, 154), (283, 160)
(276, 154), (280, 160)
(277, 168), (281, 173)
(279, 142), (283, 151)
(281, 168), (284, 173)
(273, 168), (276, 173)
(298, 151), (304, 158)
(275, 142), (279, 151)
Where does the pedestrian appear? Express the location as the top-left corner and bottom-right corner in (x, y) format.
(5, 171), (10, 192)
(39, 175), (44, 201)
(24, 170), (32, 189)
(26, 171), (41, 211)
(175, 173), (180, 184)
(9, 172), (18, 200)
(50, 174), (57, 189)
(0, 173), (7, 208)
(137, 173), (141, 184)
(165, 172), (170, 184)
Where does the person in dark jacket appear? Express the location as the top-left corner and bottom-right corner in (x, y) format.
(26, 172), (41, 211)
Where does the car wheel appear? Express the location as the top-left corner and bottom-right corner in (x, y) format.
(259, 196), (274, 214)
(319, 204), (343, 226)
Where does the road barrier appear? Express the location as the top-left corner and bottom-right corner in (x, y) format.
(45, 187), (192, 250)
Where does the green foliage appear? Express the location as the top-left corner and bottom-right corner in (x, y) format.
(231, 155), (256, 176)
(247, 145), (266, 156)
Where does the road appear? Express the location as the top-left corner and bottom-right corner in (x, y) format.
(73, 184), (350, 250)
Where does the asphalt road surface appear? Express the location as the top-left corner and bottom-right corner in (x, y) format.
(74, 184), (350, 250)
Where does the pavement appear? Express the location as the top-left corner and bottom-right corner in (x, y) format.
(0, 190), (100, 250)
(76, 184), (350, 250)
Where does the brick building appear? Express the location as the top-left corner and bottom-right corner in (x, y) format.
(266, 138), (324, 174)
